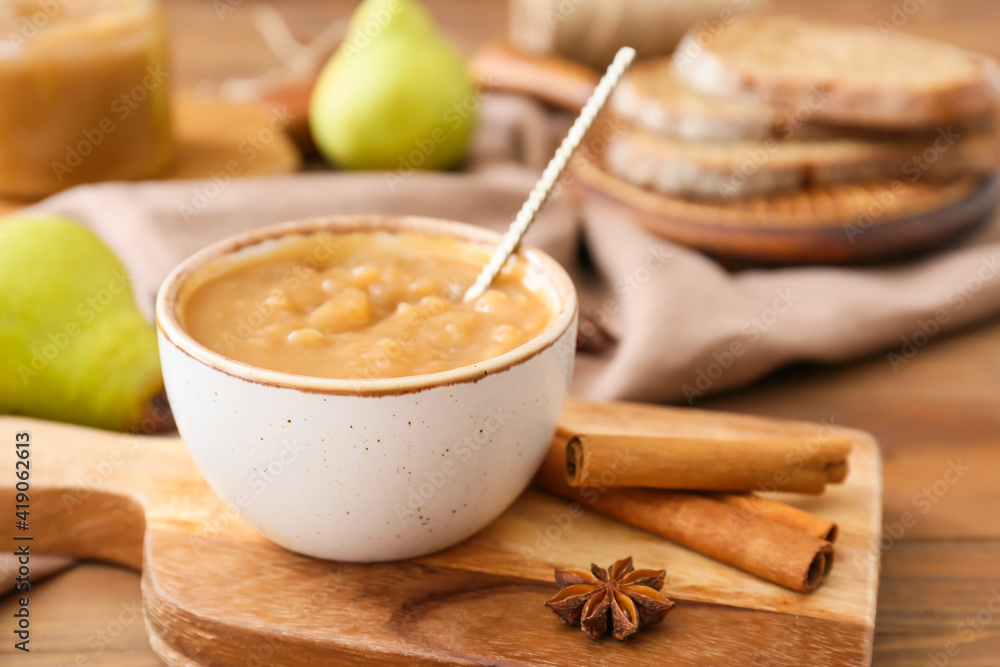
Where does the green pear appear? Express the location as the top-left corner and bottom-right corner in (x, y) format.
(0, 215), (164, 431)
(309, 0), (477, 170)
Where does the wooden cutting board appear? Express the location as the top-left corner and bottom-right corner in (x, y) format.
(0, 94), (301, 217)
(0, 401), (881, 665)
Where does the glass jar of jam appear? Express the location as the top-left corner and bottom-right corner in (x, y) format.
(0, 0), (173, 199)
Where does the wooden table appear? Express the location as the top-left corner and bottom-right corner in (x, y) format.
(3, 1), (1000, 665)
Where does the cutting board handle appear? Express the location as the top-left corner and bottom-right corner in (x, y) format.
(0, 417), (181, 569)
(472, 40), (599, 113)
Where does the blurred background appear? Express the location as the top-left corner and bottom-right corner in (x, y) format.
(167, 0), (992, 81)
(4, 0), (1000, 665)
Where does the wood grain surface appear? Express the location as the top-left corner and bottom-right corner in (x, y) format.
(3, 1), (1000, 665)
(0, 402), (880, 666)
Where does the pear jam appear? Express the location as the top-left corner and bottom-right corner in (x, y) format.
(179, 232), (556, 380)
(0, 0), (172, 199)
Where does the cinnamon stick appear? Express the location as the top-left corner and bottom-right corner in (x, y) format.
(562, 429), (852, 494)
(535, 447), (834, 593)
(708, 493), (838, 542)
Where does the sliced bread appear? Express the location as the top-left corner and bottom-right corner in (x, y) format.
(611, 58), (841, 141)
(605, 123), (999, 200)
(671, 16), (1000, 129)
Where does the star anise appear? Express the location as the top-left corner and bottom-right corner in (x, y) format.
(544, 556), (675, 640)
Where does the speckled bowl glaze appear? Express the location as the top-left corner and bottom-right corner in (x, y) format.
(156, 215), (577, 561)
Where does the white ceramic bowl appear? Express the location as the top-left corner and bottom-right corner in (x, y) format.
(156, 216), (577, 561)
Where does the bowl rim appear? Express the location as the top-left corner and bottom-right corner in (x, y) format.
(155, 215), (578, 396)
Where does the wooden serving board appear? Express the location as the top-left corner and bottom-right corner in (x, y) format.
(572, 156), (998, 266)
(0, 401), (881, 665)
